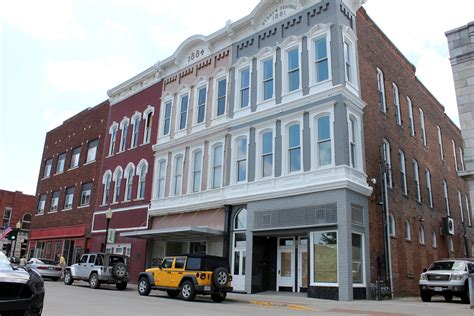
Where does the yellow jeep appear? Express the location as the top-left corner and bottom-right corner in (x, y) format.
(137, 254), (232, 302)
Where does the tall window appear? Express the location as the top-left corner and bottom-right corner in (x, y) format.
(287, 48), (300, 92)
(103, 172), (112, 205)
(413, 160), (421, 203)
(288, 124), (301, 172)
(192, 151), (202, 193)
(431, 229), (437, 248)
(86, 139), (98, 163)
(64, 187), (74, 210)
(419, 108), (426, 147)
(109, 127), (118, 155)
(425, 169), (433, 208)
(179, 94), (189, 130)
(352, 233), (363, 284)
(404, 220), (411, 241)
(131, 116), (140, 148)
(393, 83), (401, 125)
(137, 163), (147, 199)
(443, 180), (450, 215)
(22, 214), (32, 231)
(466, 195), (472, 227)
(419, 225), (425, 245)
(344, 38), (353, 84)
(452, 140), (458, 172)
(315, 36), (329, 82)
(56, 153), (66, 174)
(437, 126), (444, 160)
(70, 147), (81, 169)
(37, 195), (46, 215)
(317, 116), (331, 166)
(263, 58), (273, 100)
(349, 117), (357, 168)
(125, 166), (134, 201)
(388, 214), (396, 237)
(407, 97), (415, 137)
(382, 139), (392, 188)
(236, 137), (248, 182)
(144, 112), (153, 144)
(163, 101), (172, 135)
(2, 208), (11, 226)
(120, 121), (129, 151)
(50, 191), (60, 212)
(458, 190), (464, 223)
(399, 150), (407, 195)
(262, 131), (273, 178)
(156, 160), (166, 198)
(43, 159), (52, 178)
(79, 182), (92, 206)
(240, 68), (250, 108)
(212, 145), (223, 189)
(217, 78), (227, 116)
(459, 147), (465, 171)
(113, 169), (122, 203)
(173, 155), (183, 195)
(312, 231), (337, 283)
(197, 86), (207, 123)
(376, 68), (386, 113)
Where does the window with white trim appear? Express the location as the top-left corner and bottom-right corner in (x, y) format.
(120, 120), (129, 152)
(197, 86), (207, 124)
(103, 172), (112, 205)
(131, 116), (141, 148)
(70, 147), (81, 169)
(79, 182), (92, 206)
(43, 159), (52, 178)
(137, 163), (147, 199)
(443, 180), (450, 215)
(163, 101), (172, 136)
(399, 150), (407, 195)
(376, 68), (386, 113)
(431, 229), (437, 248)
(413, 159), (421, 203)
(86, 139), (98, 163)
(2, 208), (11, 226)
(179, 94), (189, 130)
(156, 159), (166, 198)
(419, 108), (426, 147)
(393, 83), (401, 125)
(317, 115), (331, 167)
(458, 190), (464, 223)
(437, 126), (444, 160)
(113, 168), (122, 203)
(349, 117), (357, 168)
(109, 127), (118, 155)
(262, 58), (274, 101)
(425, 169), (433, 208)
(311, 231), (337, 285)
(239, 67), (250, 108)
(287, 48), (300, 92)
(344, 38), (354, 85)
(50, 191), (59, 212)
(288, 124), (301, 172)
(452, 139), (458, 172)
(56, 153), (66, 174)
(352, 233), (364, 284)
(192, 150), (202, 193)
(173, 155), (183, 196)
(216, 78), (227, 117)
(124, 165), (135, 202)
(22, 214), (31, 231)
(459, 147), (465, 171)
(465, 195), (472, 227)
(37, 195), (46, 214)
(262, 131), (273, 178)
(314, 36), (329, 83)
(407, 97), (415, 137)
(212, 145), (223, 189)
(419, 225), (425, 245)
(144, 111), (153, 144)
(64, 187), (74, 210)
(388, 213), (396, 237)
(236, 137), (248, 183)
(382, 139), (392, 188)
(404, 220), (411, 241)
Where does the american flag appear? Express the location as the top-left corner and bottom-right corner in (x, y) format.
(0, 224), (12, 240)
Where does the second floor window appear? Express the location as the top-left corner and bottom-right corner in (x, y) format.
(217, 78), (227, 116)
(240, 68), (250, 108)
(120, 122), (128, 152)
(399, 150), (407, 195)
(173, 155), (183, 195)
(452, 140), (458, 172)
(315, 36), (329, 82)
(125, 167), (134, 201)
(70, 147), (81, 169)
(163, 101), (172, 135)
(144, 112), (153, 144)
(212, 145), (223, 189)
(343, 38), (353, 84)
(407, 97), (415, 137)
(86, 139), (98, 163)
(377, 68), (386, 113)
(2, 208), (11, 226)
(37, 195), (46, 214)
(157, 160), (166, 198)
(458, 190), (464, 223)
(443, 180), (450, 215)
(426, 169), (433, 208)
(317, 116), (331, 167)
(56, 153), (66, 174)
(419, 108), (426, 147)
(79, 182), (92, 206)
(50, 191), (60, 212)
(64, 187), (74, 209)
(103, 173), (111, 205)
(287, 48), (300, 92)
(349, 118), (357, 168)
(43, 159), (52, 178)
(179, 94), (189, 130)
(192, 151), (202, 193)
(131, 116), (140, 148)
(413, 160), (421, 203)
(237, 137), (248, 182)
(109, 127), (117, 155)
(393, 83), (401, 125)
(197, 87), (207, 124)
(263, 58), (273, 101)
(262, 131), (273, 178)
(437, 126), (444, 160)
(114, 170), (122, 203)
(137, 164), (147, 199)
(288, 124), (301, 172)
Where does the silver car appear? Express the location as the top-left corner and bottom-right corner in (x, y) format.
(27, 258), (62, 281)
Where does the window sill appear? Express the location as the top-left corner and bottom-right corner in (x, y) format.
(84, 160), (96, 166)
(134, 198), (145, 201)
(35, 213), (44, 216)
(54, 171), (64, 176)
(77, 205), (90, 209)
(62, 208), (72, 212)
(389, 235), (396, 239)
(68, 166), (79, 171)
(49, 210), (58, 214)
(41, 176), (51, 180)
(404, 239), (412, 243)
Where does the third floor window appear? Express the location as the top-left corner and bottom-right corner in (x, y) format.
(287, 48), (300, 92)
(262, 58), (274, 101)
(70, 147), (81, 169)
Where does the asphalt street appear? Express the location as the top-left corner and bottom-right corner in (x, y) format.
(42, 280), (473, 316)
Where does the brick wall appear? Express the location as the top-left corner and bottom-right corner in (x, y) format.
(0, 190), (35, 229)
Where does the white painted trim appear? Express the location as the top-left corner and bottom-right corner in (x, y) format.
(255, 124), (277, 181)
(230, 130), (250, 185)
(309, 230), (339, 287)
(188, 145), (205, 194)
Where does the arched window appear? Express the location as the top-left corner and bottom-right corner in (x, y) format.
(348, 116), (357, 168)
(317, 115), (331, 166)
(173, 155), (183, 195)
(156, 159), (167, 198)
(212, 145), (223, 189)
(119, 119), (129, 152)
(382, 138), (392, 187)
(388, 214), (395, 237)
(234, 209), (248, 230)
(22, 214), (32, 230)
(192, 150), (202, 193)
(131, 115), (141, 148)
(236, 137), (248, 182)
(261, 131), (273, 178)
(404, 220), (411, 241)
(109, 126), (118, 156)
(124, 164), (135, 201)
(137, 162), (148, 199)
(102, 171), (112, 205)
(419, 225), (425, 245)
(144, 111), (153, 144)
(431, 229), (437, 248)
(113, 168), (123, 203)
(288, 124), (301, 172)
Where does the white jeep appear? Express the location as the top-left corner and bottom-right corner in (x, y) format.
(63, 253), (129, 291)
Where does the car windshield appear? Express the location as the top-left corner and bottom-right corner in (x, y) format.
(0, 252), (10, 265)
(428, 261), (465, 271)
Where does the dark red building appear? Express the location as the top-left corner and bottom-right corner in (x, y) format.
(0, 190), (35, 257)
(90, 67), (162, 281)
(28, 101), (109, 265)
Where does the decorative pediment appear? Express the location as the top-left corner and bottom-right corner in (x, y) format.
(174, 35), (212, 68)
(251, 0), (312, 30)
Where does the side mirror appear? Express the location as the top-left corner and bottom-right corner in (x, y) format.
(422, 268), (427, 273)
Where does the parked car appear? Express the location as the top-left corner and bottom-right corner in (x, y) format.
(63, 253), (129, 290)
(419, 259), (474, 303)
(0, 251), (45, 315)
(27, 258), (62, 281)
(137, 254), (233, 302)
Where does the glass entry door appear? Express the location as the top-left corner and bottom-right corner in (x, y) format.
(232, 233), (246, 292)
(277, 237), (295, 291)
(298, 237), (308, 292)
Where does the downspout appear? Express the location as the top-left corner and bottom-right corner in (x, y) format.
(380, 161), (394, 299)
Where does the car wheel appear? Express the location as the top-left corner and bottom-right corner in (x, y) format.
(64, 270), (74, 285)
(443, 293), (453, 302)
(180, 280), (196, 301)
(89, 273), (100, 289)
(420, 291), (431, 302)
(211, 292), (227, 303)
(211, 267), (229, 290)
(51, 277), (59, 282)
(166, 290), (179, 298)
(116, 282), (127, 291)
(461, 289), (470, 304)
(137, 277), (151, 296)
(112, 263), (127, 280)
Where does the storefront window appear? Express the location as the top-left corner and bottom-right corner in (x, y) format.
(352, 233), (363, 284)
(312, 231), (337, 284)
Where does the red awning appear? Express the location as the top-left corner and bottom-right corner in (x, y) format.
(29, 225), (86, 240)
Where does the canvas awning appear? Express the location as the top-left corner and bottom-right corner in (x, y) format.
(120, 226), (224, 241)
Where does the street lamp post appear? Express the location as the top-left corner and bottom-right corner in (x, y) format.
(13, 221), (21, 258)
(103, 209), (113, 253)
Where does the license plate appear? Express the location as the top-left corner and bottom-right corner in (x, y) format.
(48, 267), (54, 271)
(434, 287), (442, 292)
(204, 286), (211, 291)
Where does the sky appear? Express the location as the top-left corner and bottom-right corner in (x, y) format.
(0, 0), (473, 196)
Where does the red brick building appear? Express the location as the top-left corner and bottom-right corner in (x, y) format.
(28, 101), (109, 265)
(0, 190), (35, 257)
(90, 67), (162, 281)
(358, 9), (473, 296)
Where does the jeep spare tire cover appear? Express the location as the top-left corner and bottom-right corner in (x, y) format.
(112, 262), (127, 280)
(212, 267), (229, 289)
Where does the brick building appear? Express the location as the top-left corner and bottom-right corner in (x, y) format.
(90, 66), (162, 280)
(358, 9), (473, 296)
(0, 190), (35, 257)
(28, 101), (109, 266)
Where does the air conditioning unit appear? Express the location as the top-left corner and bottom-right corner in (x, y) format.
(442, 217), (455, 235)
